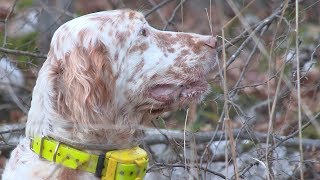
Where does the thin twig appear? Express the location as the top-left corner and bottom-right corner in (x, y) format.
(0, 47), (47, 59)
(310, 43), (320, 62)
(295, 0), (304, 179)
(149, 163), (226, 179)
(144, 0), (176, 18)
(0, 127), (25, 135)
(183, 108), (189, 169)
(163, 0), (187, 30)
(151, 119), (184, 162)
(2, 0), (18, 48)
(226, 119), (239, 180)
(143, 127), (320, 150)
(229, 22), (269, 98)
(6, 80), (29, 114)
(265, 55), (286, 180)
(238, 112), (320, 178)
(148, 0), (167, 25)
(216, 2), (286, 70)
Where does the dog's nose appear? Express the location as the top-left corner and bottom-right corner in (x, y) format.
(205, 37), (217, 49)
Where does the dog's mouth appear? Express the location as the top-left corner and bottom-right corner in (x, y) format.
(147, 80), (209, 108)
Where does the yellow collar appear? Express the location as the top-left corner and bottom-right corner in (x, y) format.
(30, 136), (148, 179)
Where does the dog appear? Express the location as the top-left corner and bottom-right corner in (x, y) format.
(3, 9), (217, 179)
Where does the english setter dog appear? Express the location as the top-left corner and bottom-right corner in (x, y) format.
(3, 10), (217, 179)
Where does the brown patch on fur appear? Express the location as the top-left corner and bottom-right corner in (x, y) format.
(119, 11), (127, 21)
(150, 73), (161, 81)
(190, 41), (203, 54)
(78, 29), (89, 44)
(89, 16), (111, 31)
(135, 60), (145, 74)
(155, 33), (175, 48)
(116, 31), (131, 47)
(114, 51), (119, 61)
(142, 75), (148, 83)
(173, 49), (191, 67)
(128, 59), (145, 82)
(48, 41), (115, 128)
(180, 49), (190, 56)
(99, 22), (108, 31)
(48, 52), (70, 117)
(168, 47), (175, 53)
(59, 33), (70, 50)
(128, 11), (136, 20)
(177, 33), (192, 38)
(89, 16), (110, 22)
(176, 34), (204, 54)
(155, 32), (185, 55)
(129, 43), (149, 54)
(127, 10), (144, 22)
(58, 168), (79, 180)
(167, 66), (180, 78)
(174, 56), (186, 67)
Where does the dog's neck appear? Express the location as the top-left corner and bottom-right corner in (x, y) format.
(26, 69), (143, 151)
(27, 109), (143, 149)
(27, 101), (143, 151)
(26, 61), (149, 152)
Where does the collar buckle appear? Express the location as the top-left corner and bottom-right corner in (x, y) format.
(52, 141), (61, 163)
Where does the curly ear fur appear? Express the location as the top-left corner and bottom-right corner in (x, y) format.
(49, 41), (115, 131)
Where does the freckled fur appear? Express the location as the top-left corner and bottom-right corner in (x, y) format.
(3, 9), (217, 179)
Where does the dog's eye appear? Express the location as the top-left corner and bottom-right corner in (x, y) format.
(141, 29), (147, 37)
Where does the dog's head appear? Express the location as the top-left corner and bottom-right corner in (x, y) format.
(27, 10), (217, 144)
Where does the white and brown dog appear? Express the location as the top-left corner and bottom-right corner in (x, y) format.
(3, 10), (217, 179)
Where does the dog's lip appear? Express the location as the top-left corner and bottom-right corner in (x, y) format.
(147, 80), (209, 103)
(137, 80), (209, 114)
(179, 81), (208, 99)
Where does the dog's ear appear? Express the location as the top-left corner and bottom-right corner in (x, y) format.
(49, 41), (115, 130)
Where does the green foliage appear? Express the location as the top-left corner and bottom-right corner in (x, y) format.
(198, 110), (220, 123)
(154, 117), (167, 129)
(302, 125), (320, 139)
(190, 120), (205, 131)
(17, 0), (34, 9)
(173, 109), (189, 125)
(283, 6), (296, 22)
(241, 141), (255, 152)
(235, 92), (260, 109)
(209, 84), (224, 98)
(0, 32), (38, 62)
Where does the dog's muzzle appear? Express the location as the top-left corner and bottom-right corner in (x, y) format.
(30, 136), (148, 180)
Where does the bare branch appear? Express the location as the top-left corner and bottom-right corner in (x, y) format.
(0, 47), (47, 59)
(144, 0), (176, 18)
(143, 128), (320, 151)
(163, 0), (187, 30)
(0, 127), (25, 135)
(238, 111), (320, 178)
(148, 163), (226, 179)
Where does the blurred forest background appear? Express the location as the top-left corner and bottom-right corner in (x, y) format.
(0, 0), (319, 179)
